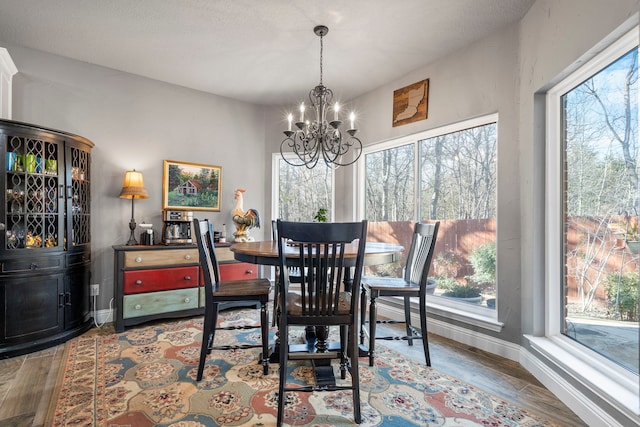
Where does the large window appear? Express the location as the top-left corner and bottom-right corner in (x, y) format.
(547, 30), (638, 375)
(272, 153), (334, 223)
(359, 115), (497, 312)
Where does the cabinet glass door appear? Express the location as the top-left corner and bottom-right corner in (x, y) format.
(67, 144), (90, 249)
(4, 134), (63, 251)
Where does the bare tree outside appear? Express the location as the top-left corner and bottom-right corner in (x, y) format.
(277, 157), (333, 222)
(363, 121), (497, 307)
(562, 47), (638, 373)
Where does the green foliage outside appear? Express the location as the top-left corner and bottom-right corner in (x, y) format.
(434, 276), (459, 291)
(313, 208), (328, 222)
(442, 284), (482, 298)
(604, 272), (639, 321)
(469, 242), (496, 286)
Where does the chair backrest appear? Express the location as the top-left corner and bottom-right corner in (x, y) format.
(193, 218), (222, 296)
(403, 222), (440, 289)
(276, 220), (368, 321)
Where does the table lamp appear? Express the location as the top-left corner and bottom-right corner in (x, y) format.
(119, 169), (149, 245)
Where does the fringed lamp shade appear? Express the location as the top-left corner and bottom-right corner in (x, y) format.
(119, 170), (148, 245)
(119, 170), (149, 199)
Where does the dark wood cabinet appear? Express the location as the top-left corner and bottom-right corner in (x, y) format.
(0, 119), (93, 358)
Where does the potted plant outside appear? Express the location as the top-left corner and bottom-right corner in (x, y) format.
(621, 214), (639, 254)
(442, 284), (483, 304)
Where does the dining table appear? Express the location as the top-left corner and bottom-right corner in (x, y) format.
(230, 240), (404, 385)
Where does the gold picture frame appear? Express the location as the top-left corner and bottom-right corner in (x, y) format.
(392, 79), (429, 127)
(162, 160), (222, 211)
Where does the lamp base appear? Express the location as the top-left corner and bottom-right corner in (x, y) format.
(126, 217), (138, 246)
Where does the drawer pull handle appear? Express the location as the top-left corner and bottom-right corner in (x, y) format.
(184, 275), (191, 281)
(184, 297), (191, 303)
(135, 280), (142, 285)
(135, 257), (143, 263)
(135, 304), (142, 310)
(246, 269), (253, 274)
(184, 254), (192, 260)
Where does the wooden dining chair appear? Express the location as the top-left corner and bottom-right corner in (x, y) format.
(360, 221), (439, 367)
(193, 218), (272, 380)
(270, 220), (303, 327)
(275, 219), (367, 427)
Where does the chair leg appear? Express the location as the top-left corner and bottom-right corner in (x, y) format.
(350, 323), (362, 424)
(368, 292), (377, 366)
(260, 300), (270, 375)
(272, 273), (280, 327)
(276, 321), (289, 427)
(197, 304), (216, 381)
(209, 304), (219, 353)
(404, 296), (414, 346)
(359, 287), (367, 345)
(340, 325), (347, 380)
(420, 295), (431, 366)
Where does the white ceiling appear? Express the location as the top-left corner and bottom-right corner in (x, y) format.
(0, 0), (535, 106)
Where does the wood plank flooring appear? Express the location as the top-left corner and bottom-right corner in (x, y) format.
(0, 319), (587, 426)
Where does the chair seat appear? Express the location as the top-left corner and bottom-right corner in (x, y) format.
(213, 278), (271, 297)
(363, 276), (419, 292)
(285, 291), (352, 315)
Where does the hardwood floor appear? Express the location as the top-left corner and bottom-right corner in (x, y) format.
(0, 319), (587, 426)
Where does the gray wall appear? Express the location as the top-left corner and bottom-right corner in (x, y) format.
(4, 44), (270, 310)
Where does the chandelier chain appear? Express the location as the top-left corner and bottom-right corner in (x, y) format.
(319, 33), (323, 85)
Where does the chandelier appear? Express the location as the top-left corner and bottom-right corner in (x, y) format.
(281, 25), (362, 168)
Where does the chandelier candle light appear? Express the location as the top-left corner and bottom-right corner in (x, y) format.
(281, 25), (362, 168)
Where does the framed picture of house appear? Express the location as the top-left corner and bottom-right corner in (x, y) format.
(162, 160), (222, 211)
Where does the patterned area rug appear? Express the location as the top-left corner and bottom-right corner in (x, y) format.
(47, 309), (556, 426)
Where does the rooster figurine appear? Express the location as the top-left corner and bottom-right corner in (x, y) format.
(232, 188), (261, 242)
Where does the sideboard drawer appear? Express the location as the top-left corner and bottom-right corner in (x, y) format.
(123, 248), (199, 268)
(123, 288), (199, 319)
(123, 266), (199, 294)
(220, 262), (258, 280)
(215, 245), (236, 262)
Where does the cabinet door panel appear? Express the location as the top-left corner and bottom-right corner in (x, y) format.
(1, 274), (64, 340)
(66, 265), (90, 329)
(123, 266), (199, 294)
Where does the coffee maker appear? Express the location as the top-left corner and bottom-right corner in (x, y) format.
(162, 210), (193, 245)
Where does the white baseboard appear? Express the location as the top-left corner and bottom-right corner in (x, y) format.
(93, 308), (114, 326)
(519, 348), (623, 427)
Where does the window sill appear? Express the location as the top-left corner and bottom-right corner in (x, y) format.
(380, 296), (503, 333)
(426, 298), (503, 332)
(525, 334), (639, 421)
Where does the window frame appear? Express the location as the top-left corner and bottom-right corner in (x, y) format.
(356, 113), (502, 330)
(537, 26), (639, 417)
(271, 152), (336, 222)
